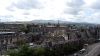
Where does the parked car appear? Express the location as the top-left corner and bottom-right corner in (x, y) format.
(74, 53), (78, 56)
(79, 48), (86, 54)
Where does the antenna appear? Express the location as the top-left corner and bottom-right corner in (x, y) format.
(57, 19), (60, 27)
(58, 20), (59, 25)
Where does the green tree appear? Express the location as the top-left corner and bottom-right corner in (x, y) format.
(15, 39), (26, 47)
(20, 24), (30, 34)
(34, 47), (46, 56)
(8, 45), (34, 56)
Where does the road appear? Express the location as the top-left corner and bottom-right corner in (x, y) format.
(85, 43), (100, 56)
(68, 42), (100, 56)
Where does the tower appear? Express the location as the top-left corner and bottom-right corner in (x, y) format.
(56, 20), (60, 27)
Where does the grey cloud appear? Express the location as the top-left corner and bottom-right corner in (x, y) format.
(65, 8), (81, 15)
(67, 0), (84, 8)
(23, 13), (30, 15)
(6, 6), (15, 11)
(12, 0), (43, 10)
(65, 0), (84, 15)
(90, 0), (100, 9)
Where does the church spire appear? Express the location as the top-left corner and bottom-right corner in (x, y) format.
(57, 20), (60, 27)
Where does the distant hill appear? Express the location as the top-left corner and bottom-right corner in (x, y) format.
(30, 20), (74, 24)
(0, 20), (99, 26)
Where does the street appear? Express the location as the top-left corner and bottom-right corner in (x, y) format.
(85, 43), (100, 56)
(69, 42), (100, 56)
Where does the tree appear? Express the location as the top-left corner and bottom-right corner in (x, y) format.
(34, 47), (46, 56)
(7, 50), (18, 56)
(15, 39), (26, 47)
(8, 41), (84, 56)
(7, 45), (34, 56)
(20, 24), (30, 34)
(8, 45), (47, 56)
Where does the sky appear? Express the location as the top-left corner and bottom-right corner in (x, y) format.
(0, 0), (100, 23)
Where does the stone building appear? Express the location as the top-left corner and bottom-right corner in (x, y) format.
(0, 23), (23, 32)
(0, 32), (30, 54)
(29, 24), (80, 42)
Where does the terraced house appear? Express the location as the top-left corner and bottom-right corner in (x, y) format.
(0, 23), (23, 32)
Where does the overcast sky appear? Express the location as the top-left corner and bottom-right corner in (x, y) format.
(0, 0), (100, 23)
